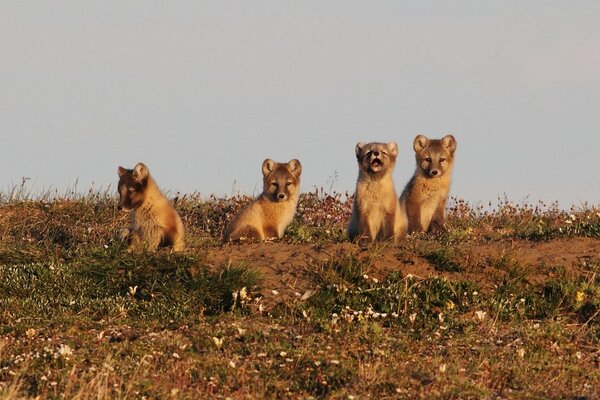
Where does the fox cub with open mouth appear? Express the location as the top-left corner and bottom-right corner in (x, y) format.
(348, 142), (407, 243)
(400, 134), (457, 233)
(222, 159), (302, 243)
(117, 162), (185, 252)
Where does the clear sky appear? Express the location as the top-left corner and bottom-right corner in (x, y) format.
(1, 1), (599, 207)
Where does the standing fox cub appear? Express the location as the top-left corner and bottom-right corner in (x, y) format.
(400, 134), (457, 233)
(222, 159), (302, 243)
(117, 163), (185, 252)
(348, 142), (407, 243)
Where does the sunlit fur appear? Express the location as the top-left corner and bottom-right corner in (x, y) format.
(400, 134), (457, 233)
(117, 163), (185, 252)
(348, 142), (407, 243)
(222, 159), (302, 242)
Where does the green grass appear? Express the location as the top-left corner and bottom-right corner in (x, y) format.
(0, 192), (599, 398)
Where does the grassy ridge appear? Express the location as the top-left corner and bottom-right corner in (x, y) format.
(0, 191), (599, 398)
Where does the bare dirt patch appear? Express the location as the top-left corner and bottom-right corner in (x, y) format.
(208, 237), (600, 306)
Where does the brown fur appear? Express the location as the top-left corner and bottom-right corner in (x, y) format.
(348, 142), (407, 243)
(222, 159), (302, 243)
(400, 134), (457, 233)
(117, 163), (185, 252)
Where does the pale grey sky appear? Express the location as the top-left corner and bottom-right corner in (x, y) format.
(1, 1), (599, 206)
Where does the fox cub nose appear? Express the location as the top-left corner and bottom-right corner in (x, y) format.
(278, 193), (286, 199)
(430, 169), (439, 176)
(372, 151), (380, 157)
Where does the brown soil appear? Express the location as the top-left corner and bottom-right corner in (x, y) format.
(208, 237), (600, 306)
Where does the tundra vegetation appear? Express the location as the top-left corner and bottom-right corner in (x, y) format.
(0, 183), (599, 399)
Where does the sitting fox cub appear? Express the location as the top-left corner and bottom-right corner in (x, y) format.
(222, 159), (302, 242)
(348, 142), (407, 243)
(117, 163), (185, 252)
(400, 134), (457, 233)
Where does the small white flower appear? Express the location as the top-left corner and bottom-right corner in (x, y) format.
(271, 290), (279, 296)
(474, 311), (487, 322)
(409, 313), (417, 323)
(229, 360), (236, 369)
(517, 348), (525, 358)
(212, 337), (224, 349)
(439, 364), (447, 373)
(57, 344), (73, 357)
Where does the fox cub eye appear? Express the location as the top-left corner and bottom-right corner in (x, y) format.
(271, 182), (278, 187)
(425, 157), (432, 163)
(127, 188), (135, 195)
(439, 158), (446, 162)
(285, 182), (292, 187)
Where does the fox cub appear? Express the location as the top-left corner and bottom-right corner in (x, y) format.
(222, 159), (302, 243)
(400, 134), (457, 233)
(348, 142), (407, 243)
(117, 163), (185, 252)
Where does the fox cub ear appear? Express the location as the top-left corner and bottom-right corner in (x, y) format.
(386, 142), (398, 157)
(286, 159), (302, 177)
(441, 134), (457, 154)
(355, 142), (366, 159)
(132, 163), (149, 182)
(117, 166), (128, 177)
(262, 159), (276, 177)
(413, 135), (430, 153)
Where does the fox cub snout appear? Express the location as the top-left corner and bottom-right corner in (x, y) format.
(222, 159), (302, 243)
(400, 134), (457, 233)
(117, 163), (185, 252)
(348, 142), (407, 243)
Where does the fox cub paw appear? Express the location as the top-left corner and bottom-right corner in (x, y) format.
(119, 228), (131, 240)
(429, 221), (448, 234)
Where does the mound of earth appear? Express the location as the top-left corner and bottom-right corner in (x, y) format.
(208, 237), (600, 307)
